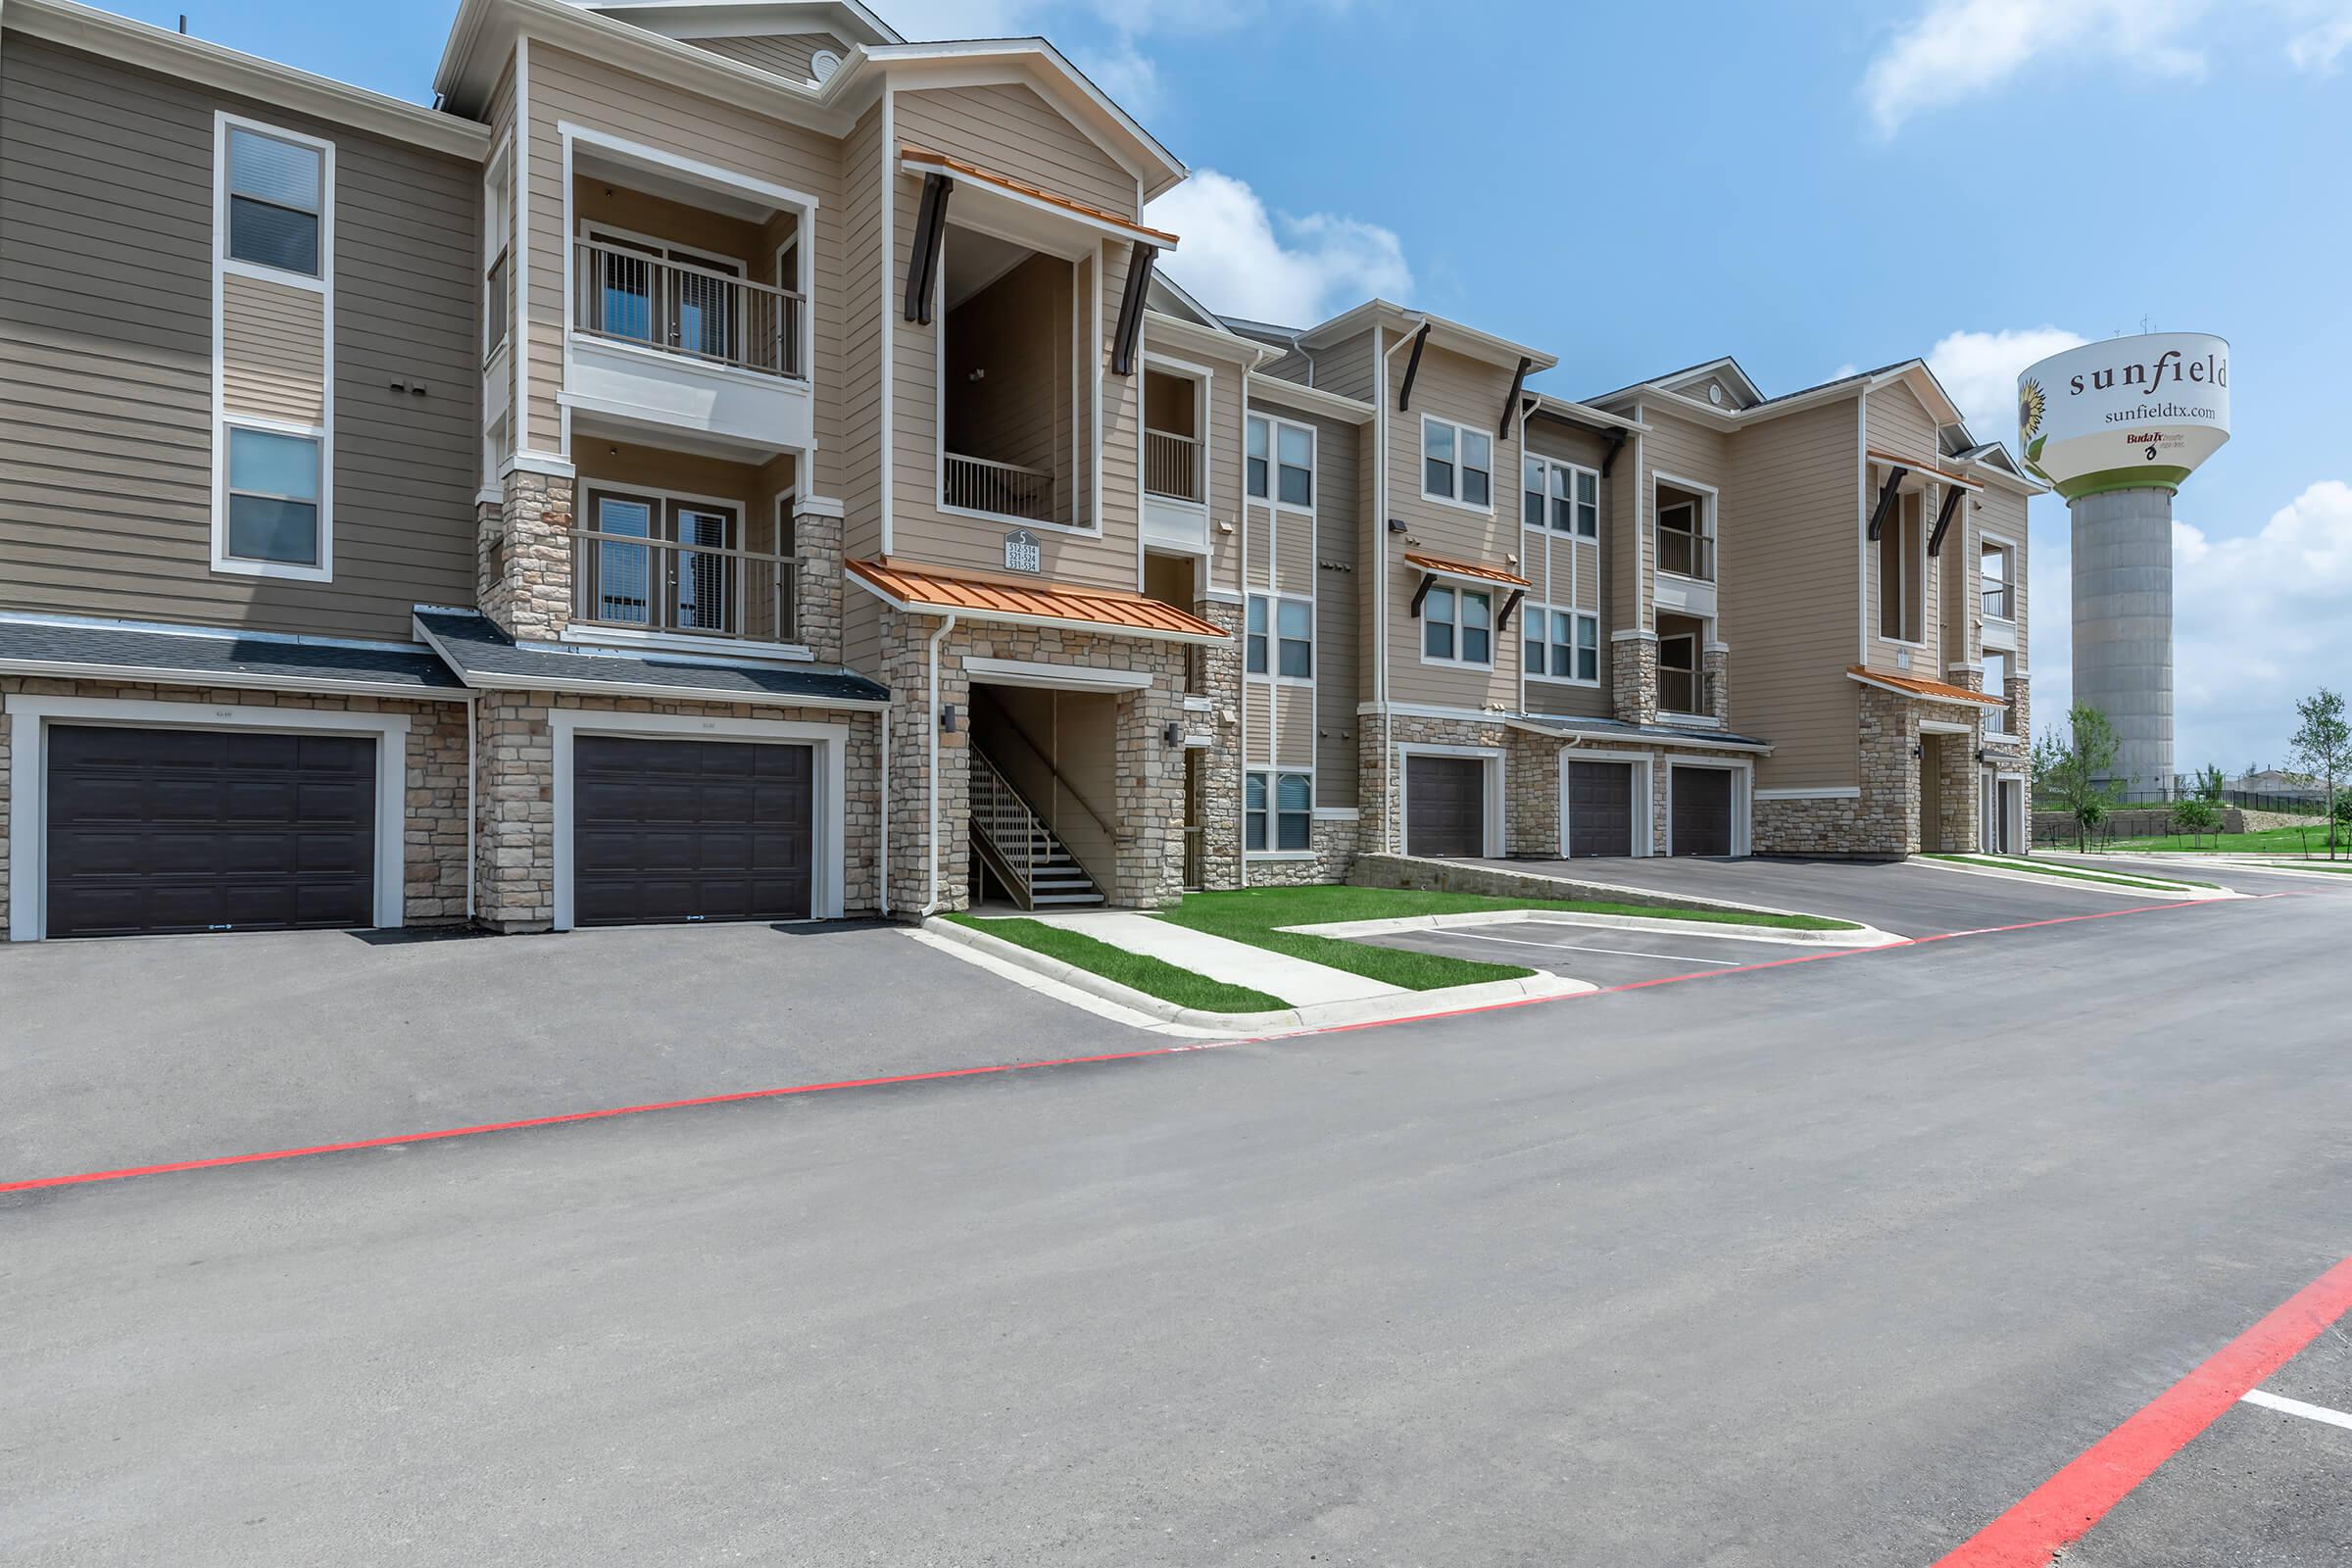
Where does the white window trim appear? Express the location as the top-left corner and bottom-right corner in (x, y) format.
(1420, 415), (1496, 514)
(1244, 765), (1316, 858)
(7, 696), (412, 942)
(1556, 748), (1655, 858)
(1663, 757), (1753, 858)
(1523, 454), (1600, 539)
(573, 482), (803, 648)
(1524, 603), (1602, 688)
(548, 709), (852, 932)
(1247, 412), (1317, 514)
(1246, 590), (1315, 687)
(1419, 583), (1496, 670)
(213, 112), (335, 584)
(1651, 469), (1717, 583)
(1979, 531), (2020, 622)
(1396, 742), (1508, 858)
(482, 135), (514, 367)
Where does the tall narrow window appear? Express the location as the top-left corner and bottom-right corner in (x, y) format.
(223, 427), (321, 566)
(1277, 597), (1313, 678)
(1246, 416), (1270, 500)
(1245, 594), (1269, 674)
(1277, 423), (1314, 507)
(226, 125), (324, 277)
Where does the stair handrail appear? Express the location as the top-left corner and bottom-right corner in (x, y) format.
(969, 747), (1044, 898)
(967, 688), (1124, 846)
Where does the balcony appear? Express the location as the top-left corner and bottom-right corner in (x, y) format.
(1141, 366), (1209, 556)
(944, 452), (1055, 524)
(1660, 666), (1719, 719)
(1657, 527), (1715, 582)
(565, 235), (812, 455)
(1146, 428), (1201, 503)
(573, 493), (801, 649)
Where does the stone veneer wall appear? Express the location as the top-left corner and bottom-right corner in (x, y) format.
(790, 501), (846, 663)
(1356, 710), (1567, 859)
(1611, 633), (1659, 724)
(472, 690), (884, 934)
(1229, 816), (1360, 887)
(1191, 600), (1246, 891)
(1750, 685), (1995, 858)
(479, 470), (576, 642)
(1704, 645), (1731, 723)
(879, 612), (1188, 916)
(0, 678), (471, 927)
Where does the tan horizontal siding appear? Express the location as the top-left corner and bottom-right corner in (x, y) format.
(838, 101), (884, 561)
(685, 32), (847, 82)
(221, 271), (325, 424)
(0, 36), (478, 642)
(893, 84), (1136, 219)
(1307, 408), (1362, 805)
(1387, 342), (1523, 711)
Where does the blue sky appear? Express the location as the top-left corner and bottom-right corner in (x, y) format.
(121, 0), (2352, 773)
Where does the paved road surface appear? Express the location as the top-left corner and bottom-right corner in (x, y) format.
(6, 878), (2345, 1565)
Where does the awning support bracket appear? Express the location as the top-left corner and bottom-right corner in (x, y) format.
(1599, 425), (1629, 477)
(1496, 589), (1524, 633)
(1408, 572), (1435, 619)
(1111, 241), (1155, 376)
(1396, 321), (1430, 412)
(905, 172), (952, 325)
(1927, 482), (1964, 558)
(1497, 356), (1531, 439)
(1866, 466), (1907, 541)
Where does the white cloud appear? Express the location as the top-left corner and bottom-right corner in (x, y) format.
(1926, 326), (2087, 447)
(1072, 38), (1160, 117)
(1862, 0), (2211, 135)
(1145, 169), (1410, 324)
(2172, 480), (2352, 770)
(2283, 2), (2352, 71)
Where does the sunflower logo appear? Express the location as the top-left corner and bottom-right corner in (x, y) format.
(2018, 377), (2046, 442)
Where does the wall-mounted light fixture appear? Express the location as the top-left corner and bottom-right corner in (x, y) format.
(1911, 742), (1924, 760)
(1163, 722), (1183, 749)
(941, 703), (959, 733)
(1387, 517), (1408, 533)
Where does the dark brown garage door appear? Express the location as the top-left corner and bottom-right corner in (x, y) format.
(1566, 760), (1636, 858)
(1670, 766), (1735, 857)
(44, 724), (376, 938)
(572, 736), (813, 926)
(1404, 754), (1486, 858)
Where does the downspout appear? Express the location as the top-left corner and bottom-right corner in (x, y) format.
(878, 696), (891, 918)
(918, 612), (958, 917)
(1377, 317), (1430, 854)
(1236, 504), (1249, 888)
(465, 697), (477, 922)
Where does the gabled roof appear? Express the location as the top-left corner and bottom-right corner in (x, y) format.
(900, 145), (1179, 247)
(1298, 301), (1558, 374)
(584, 1), (900, 48)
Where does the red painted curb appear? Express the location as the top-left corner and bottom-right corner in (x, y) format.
(1935, 1253), (2352, 1566)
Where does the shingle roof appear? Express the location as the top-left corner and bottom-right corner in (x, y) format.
(1508, 712), (1773, 753)
(0, 615), (466, 694)
(413, 610), (889, 707)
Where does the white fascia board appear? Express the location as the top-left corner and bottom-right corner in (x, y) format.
(843, 571), (1230, 647)
(961, 656), (1153, 693)
(1300, 300), (1557, 373)
(0, 658), (470, 702)
(1145, 309), (1268, 366)
(1503, 717), (1773, 755)
(1245, 374), (1374, 426)
(21, 0), (488, 159)
(1528, 393), (1647, 435)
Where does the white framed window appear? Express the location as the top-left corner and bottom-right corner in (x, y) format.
(222, 121), (328, 280)
(1422, 584), (1493, 666)
(1980, 538), (2015, 621)
(1247, 415), (1315, 508)
(1422, 416), (1493, 511)
(220, 421), (326, 573)
(1526, 606), (1600, 685)
(1247, 592), (1312, 680)
(1983, 651), (2009, 734)
(483, 142), (513, 362)
(1523, 456), (1598, 537)
(1246, 769), (1313, 853)
(576, 486), (751, 637)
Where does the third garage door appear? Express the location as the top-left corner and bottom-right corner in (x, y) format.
(1670, 766), (1735, 857)
(1565, 760), (1637, 858)
(1404, 754), (1487, 858)
(572, 736), (813, 925)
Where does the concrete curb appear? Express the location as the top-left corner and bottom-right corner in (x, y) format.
(922, 916), (1593, 1033)
(1906, 857), (2239, 900)
(1351, 854), (1838, 924)
(1282, 908), (1908, 949)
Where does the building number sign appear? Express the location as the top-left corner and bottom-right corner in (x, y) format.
(1004, 529), (1042, 575)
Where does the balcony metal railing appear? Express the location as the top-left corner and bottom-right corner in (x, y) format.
(1660, 667), (1719, 717)
(573, 526), (801, 644)
(572, 239), (806, 380)
(944, 452), (1055, 523)
(1145, 427), (1202, 503)
(1657, 528), (1715, 582)
(1982, 584), (2014, 620)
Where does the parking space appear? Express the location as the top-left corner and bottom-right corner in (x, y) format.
(1484, 855), (2180, 938)
(1357, 919), (1798, 989)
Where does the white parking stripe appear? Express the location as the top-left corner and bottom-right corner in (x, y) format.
(1431, 930), (1747, 966)
(2241, 1388), (2352, 1432)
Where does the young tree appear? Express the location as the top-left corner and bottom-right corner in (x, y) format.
(2171, 793), (2222, 848)
(2194, 763), (2227, 803)
(2288, 688), (2350, 858)
(2033, 704), (2122, 852)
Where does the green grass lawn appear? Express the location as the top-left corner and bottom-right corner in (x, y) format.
(944, 914), (1288, 1013)
(1153, 885), (1856, 995)
(2100, 825), (2348, 857)
(1927, 853), (2215, 892)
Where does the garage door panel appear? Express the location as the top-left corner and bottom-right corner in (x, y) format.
(1566, 761), (1636, 858)
(1671, 767), (1735, 857)
(1404, 755), (1487, 858)
(572, 736), (814, 925)
(45, 725), (378, 938)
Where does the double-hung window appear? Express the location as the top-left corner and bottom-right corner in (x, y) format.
(1245, 770), (1312, 853)
(225, 124), (325, 277)
(223, 426), (323, 568)
(1524, 458), (1599, 537)
(1247, 416), (1315, 507)
(1423, 416), (1493, 510)
(1246, 593), (1313, 679)
(1423, 584), (1493, 665)
(1526, 608), (1600, 684)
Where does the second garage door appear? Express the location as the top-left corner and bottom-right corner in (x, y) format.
(1669, 766), (1735, 857)
(1565, 760), (1637, 858)
(572, 736), (813, 925)
(1404, 754), (1487, 858)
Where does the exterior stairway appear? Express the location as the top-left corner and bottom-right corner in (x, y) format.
(969, 744), (1106, 908)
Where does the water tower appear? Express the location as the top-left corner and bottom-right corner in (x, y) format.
(2018, 333), (2231, 796)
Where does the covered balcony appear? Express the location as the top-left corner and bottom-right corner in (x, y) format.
(564, 140), (813, 457)
(570, 441), (804, 655)
(939, 222), (1075, 527)
(1658, 612), (1718, 720)
(1141, 366), (1209, 556)
(1653, 477), (1718, 621)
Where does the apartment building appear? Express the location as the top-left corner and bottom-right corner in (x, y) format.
(0, 0), (2038, 944)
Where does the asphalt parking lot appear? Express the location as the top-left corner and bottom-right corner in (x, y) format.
(1359, 918), (1795, 988)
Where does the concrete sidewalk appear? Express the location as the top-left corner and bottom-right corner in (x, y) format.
(1027, 909), (1400, 1004)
